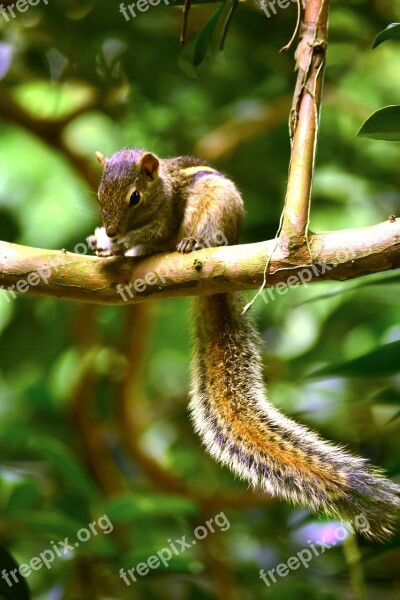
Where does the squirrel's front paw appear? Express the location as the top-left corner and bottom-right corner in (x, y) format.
(87, 227), (115, 257)
(176, 237), (204, 254)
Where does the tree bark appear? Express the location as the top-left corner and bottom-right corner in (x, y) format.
(1, 218), (399, 305)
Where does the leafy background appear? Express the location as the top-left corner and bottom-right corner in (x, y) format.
(1, 0), (400, 598)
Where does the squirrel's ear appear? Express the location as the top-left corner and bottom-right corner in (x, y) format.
(95, 151), (107, 168)
(139, 152), (159, 180)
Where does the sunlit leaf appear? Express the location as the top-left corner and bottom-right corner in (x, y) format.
(357, 106), (400, 141)
(373, 23), (400, 48)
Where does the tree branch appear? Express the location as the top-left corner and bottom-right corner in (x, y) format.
(281, 0), (329, 247)
(1, 218), (399, 305)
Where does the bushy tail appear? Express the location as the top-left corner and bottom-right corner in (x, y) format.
(189, 293), (400, 541)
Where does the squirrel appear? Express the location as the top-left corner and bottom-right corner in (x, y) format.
(88, 148), (400, 541)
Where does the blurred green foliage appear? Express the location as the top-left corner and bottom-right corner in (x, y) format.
(0, 1), (400, 599)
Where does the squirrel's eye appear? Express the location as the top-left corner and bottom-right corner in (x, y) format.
(128, 190), (141, 207)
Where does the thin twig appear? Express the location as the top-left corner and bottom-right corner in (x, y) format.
(180, 0), (192, 44)
(280, 0), (302, 53)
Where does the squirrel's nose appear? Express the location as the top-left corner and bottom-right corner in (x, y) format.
(106, 225), (118, 238)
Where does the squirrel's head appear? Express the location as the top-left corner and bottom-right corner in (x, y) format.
(95, 149), (161, 239)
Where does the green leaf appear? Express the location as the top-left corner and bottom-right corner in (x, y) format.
(122, 548), (194, 572)
(77, 534), (118, 559)
(366, 387), (400, 405)
(386, 408), (400, 424)
(4, 481), (40, 516)
(193, 0), (227, 67)
(220, 0), (239, 51)
(104, 493), (198, 524)
(373, 23), (400, 48)
(310, 340), (400, 378)
(11, 510), (82, 539)
(27, 435), (96, 499)
(0, 545), (31, 600)
(297, 272), (400, 305)
(357, 105), (400, 141)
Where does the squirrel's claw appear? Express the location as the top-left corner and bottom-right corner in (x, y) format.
(176, 237), (204, 254)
